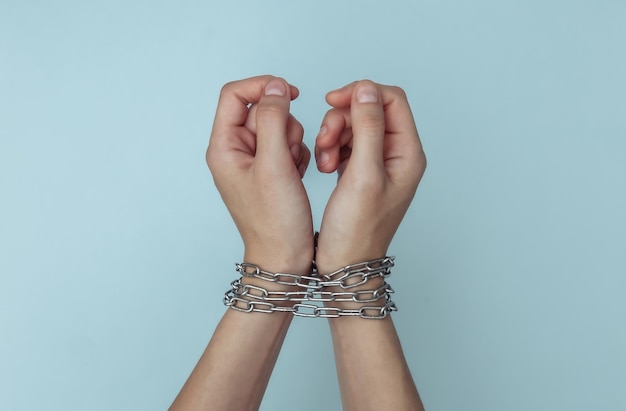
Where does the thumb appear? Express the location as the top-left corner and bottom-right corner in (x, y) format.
(349, 81), (385, 171)
(255, 78), (292, 165)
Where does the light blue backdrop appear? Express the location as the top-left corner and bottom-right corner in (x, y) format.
(1, 1), (625, 410)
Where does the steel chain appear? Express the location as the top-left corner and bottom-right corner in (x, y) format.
(224, 257), (398, 319)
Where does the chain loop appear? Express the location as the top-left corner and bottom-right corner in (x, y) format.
(224, 257), (398, 319)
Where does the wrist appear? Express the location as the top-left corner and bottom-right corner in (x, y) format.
(317, 256), (394, 312)
(243, 235), (314, 273)
(315, 251), (388, 277)
(224, 254), (397, 319)
(243, 251), (313, 275)
(314, 231), (390, 276)
(242, 247), (314, 295)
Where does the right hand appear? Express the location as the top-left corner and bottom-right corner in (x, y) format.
(206, 76), (314, 276)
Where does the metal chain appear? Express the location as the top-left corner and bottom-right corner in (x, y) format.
(227, 278), (394, 303)
(224, 257), (398, 319)
(224, 294), (397, 319)
(235, 256), (394, 290)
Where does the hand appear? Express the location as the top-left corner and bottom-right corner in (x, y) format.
(206, 76), (314, 276)
(314, 80), (426, 273)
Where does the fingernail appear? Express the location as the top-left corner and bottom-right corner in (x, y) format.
(298, 162), (307, 177)
(265, 79), (287, 96)
(318, 150), (330, 166)
(356, 83), (378, 103)
(317, 126), (327, 138)
(290, 144), (300, 161)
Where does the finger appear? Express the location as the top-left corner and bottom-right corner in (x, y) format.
(315, 108), (347, 173)
(213, 75), (299, 129)
(255, 78), (293, 164)
(325, 82), (355, 108)
(349, 80), (385, 169)
(315, 108), (348, 149)
(336, 145), (352, 177)
(315, 127), (353, 174)
(327, 81), (419, 139)
(243, 104), (259, 131)
(296, 143), (311, 178)
(328, 81), (425, 178)
(287, 116), (305, 162)
(245, 105), (301, 136)
(244, 106), (304, 162)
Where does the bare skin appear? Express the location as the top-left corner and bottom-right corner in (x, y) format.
(169, 76), (426, 411)
(315, 81), (426, 411)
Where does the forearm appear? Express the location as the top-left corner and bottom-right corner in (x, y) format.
(316, 254), (424, 410)
(329, 316), (424, 411)
(169, 309), (292, 411)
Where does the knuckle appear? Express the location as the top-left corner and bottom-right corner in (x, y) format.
(416, 149), (427, 178)
(206, 136), (229, 174)
(256, 101), (286, 119)
(406, 149), (427, 185)
(389, 85), (408, 100)
(358, 110), (385, 130)
(219, 81), (236, 99)
(206, 144), (219, 173)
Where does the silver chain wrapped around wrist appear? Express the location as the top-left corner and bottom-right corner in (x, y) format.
(223, 256), (398, 319)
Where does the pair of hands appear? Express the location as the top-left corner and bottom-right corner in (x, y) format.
(207, 76), (426, 280)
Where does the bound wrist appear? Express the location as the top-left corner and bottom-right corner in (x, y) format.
(244, 247), (314, 276)
(223, 255), (397, 319)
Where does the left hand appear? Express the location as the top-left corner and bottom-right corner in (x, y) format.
(314, 80), (427, 274)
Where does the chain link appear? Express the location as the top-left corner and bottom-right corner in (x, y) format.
(228, 278), (394, 303)
(225, 257), (398, 319)
(236, 256), (394, 289)
(224, 293), (397, 319)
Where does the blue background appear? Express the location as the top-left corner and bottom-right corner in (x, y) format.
(1, 1), (625, 410)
